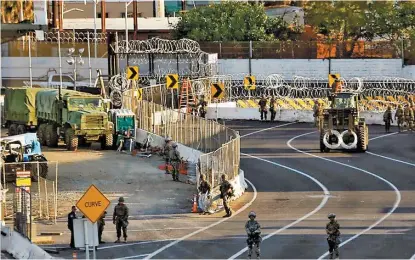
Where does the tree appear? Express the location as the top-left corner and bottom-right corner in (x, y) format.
(173, 2), (299, 42)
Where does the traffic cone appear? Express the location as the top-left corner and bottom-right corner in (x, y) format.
(72, 251), (77, 259)
(192, 194), (198, 213)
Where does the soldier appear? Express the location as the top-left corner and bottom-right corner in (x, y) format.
(258, 95), (268, 121)
(326, 213), (341, 259)
(198, 174), (211, 215)
(113, 197), (129, 243)
(405, 104), (414, 131)
(163, 137), (172, 174)
(313, 99), (319, 127)
(67, 206), (77, 249)
(169, 143), (182, 181)
(383, 106), (393, 133)
(220, 174), (234, 218)
(245, 211), (262, 259)
(198, 97), (208, 118)
(269, 96), (277, 122)
(316, 102), (324, 131)
(395, 104), (404, 132)
(97, 211), (107, 244)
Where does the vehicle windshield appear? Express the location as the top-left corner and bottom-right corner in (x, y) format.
(333, 96), (356, 109)
(68, 98), (103, 111)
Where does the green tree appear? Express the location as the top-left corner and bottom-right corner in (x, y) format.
(173, 2), (299, 41)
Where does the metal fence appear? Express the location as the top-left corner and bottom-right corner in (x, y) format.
(122, 79), (241, 189)
(11, 185), (32, 241)
(1, 161), (59, 223)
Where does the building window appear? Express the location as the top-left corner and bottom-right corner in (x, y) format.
(121, 12), (133, 18)
(97, 12), (109, 18)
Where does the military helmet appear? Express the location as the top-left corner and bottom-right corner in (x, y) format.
(118, 197), (125, 202)
(328, 213), (336, 219)
(248, 211), (256, 218)
(398, 104), (402, 108)
(387, 106), (391, 110)
(165, 136), (172, 142)
(200, 173), (206, 180)
(221, 174), (227, 180)
(172, 142), (178, 148)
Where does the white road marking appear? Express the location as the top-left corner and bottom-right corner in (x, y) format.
(228, 153), (330, 259)
(115, 254), (149, 259)
(97, 239), (175, 250)
(410, 252), (415, 259)
(369, 132), (398, 141)
(240, 122), (297, 138)
(286, 131), (401, 260)
(143, 178), (258, 259)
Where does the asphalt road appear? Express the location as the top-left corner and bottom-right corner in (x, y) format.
(48, 121), (415, 259)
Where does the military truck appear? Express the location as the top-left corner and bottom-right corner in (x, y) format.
(320, 92), (369, 153)
(4, 88), (113, 151)
(108, 109), (136, 149)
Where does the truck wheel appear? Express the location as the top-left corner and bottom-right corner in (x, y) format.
(37, 124), (47, 145)
(30, 156), (49, 182)
(65, 129), (78, 151)
(320, 131), (330, 153)
(17, 125), (26, 134)
(101, 134), (113, 150)
(8, 124), (17, 136)
(79, 138), (92, 147)
(46, 125), (59, 147)
(357, 125), (367, 152)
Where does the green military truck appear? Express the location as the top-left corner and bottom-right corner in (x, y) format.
(4, 88), (114, 151)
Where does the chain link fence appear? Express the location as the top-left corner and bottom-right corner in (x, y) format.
(1, 161), (59, 223)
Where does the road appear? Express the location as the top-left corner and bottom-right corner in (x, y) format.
(48, 121), (415, 259)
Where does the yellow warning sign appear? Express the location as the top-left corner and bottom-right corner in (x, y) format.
(328, 74), (340, 87)
(136, 88), (143, 101)
(76, 185), (110, 224)
(211, 83), (225, 99)
(127, 66), (139, 80)
(166, 74), (179, 89)
(244, 76), (256, 90)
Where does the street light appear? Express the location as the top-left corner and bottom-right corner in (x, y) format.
(66, 48), (85, 91)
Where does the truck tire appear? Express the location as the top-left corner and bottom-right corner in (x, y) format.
(37, 124), (47, 145)
(65, 128), (78, 151)
(357, 125), (367, 152)
(320, 131), (330, 153)
(79, 138), (92, 148)
(29, 156), (48, 182)
(101, 134), (113, 150)
(17, 125), (26, 135)
(46, 125), (59, 147)
(8, 124), (17, 136)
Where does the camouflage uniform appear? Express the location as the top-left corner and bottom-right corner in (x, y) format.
(316, 103), (324, 131)
(395, 105), (404, 132)
(246, 212), (262, 259)
(97, 211), (106, 244)
(313, 101), (319, 127)
(113, 197), (129, 243)
(169, 143), (181, 181)
(163, 138), (172, 174)
(258, 97), (268, 121)
(404, 105), (414, 131)
(269, 97), (277, 121)
(383, 107), (393, 133)
(326, 214), (341, 259)
(220, 174), (234, 217)
(198, 99), (208, 118)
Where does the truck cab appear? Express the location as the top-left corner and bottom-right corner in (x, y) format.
(108, 109), (136, 149)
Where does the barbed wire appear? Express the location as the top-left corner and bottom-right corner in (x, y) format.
(28, 31), (107, 43)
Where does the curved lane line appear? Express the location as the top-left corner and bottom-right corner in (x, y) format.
(287, 131), (402, 260)
(228, 153), (330, 260)
(143, 178), (258, 259)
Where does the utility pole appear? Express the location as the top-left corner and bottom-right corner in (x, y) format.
(133, 0), (138, 40)
(101, 0), (106, 33)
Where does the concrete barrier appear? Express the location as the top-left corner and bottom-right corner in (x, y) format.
(1, 225), (53, 259)
(206, 106), (396, 126)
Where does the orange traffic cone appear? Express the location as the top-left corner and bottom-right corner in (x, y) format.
(192, 194), (198, 213)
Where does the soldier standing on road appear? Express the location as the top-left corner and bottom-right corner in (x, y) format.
(113, 197), (129, 243)
(198, 174), (211, 215)
(313, 99), (319, 127)
(326, 213), (341, 259)
(258, 95), (268, 121)
(395, 105), (404, 132)
(67, 206), (77, 249)
(269, 96), (277, 122)
(169, 143), (181, 181)
(220, 174), (234, 218)
(316, 102), (324, 131)
(246, 211), (262, 259)
(405, 104), (414, 131)
(163, 137), (172, 175)
(383, 106), (393, 133)
(97, 211), (107, 244)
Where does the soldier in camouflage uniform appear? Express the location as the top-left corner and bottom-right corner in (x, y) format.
(316, 102), (324, 131)
(169, 143), (181, 181)
(220, 174), (234, 218)
(258, 95), (268, 121)
(404, 104), (414, 131)
(163, 137), (172, 174)
(313, 99), (319, 127)
(326, 213), (341, 259)
(269, 96), (277, 122)
(245, 211), (262, 259)
(97, 211), (107, 244)
(198, 97), (208, 118)
(113, 197), (129, 243)
(383, 106), (393, 133)
(395, 105), (404, 132)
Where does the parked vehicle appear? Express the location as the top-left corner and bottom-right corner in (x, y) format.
(108, 109), (136, 149)
(4, 88), (114, 151)
(24, 73), (93, 89)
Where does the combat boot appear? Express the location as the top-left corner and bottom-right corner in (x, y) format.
(123, 237), (127, 243)
(334, 248), (339, 258)
(114, 238), (121, 243)
(247, 247), (252, 259)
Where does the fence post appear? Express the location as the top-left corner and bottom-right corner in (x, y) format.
(249, 40), (252, 76)
(55, 161), (58, 224)
(37, 162), (41, 219)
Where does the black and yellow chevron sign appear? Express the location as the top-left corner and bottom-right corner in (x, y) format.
(328, 74), (340, 87)
(136, 88), (143, 101)
(166, 74), (179, 89)
(211, 83), (225, 99)
(127, 66), (139, 80)
(244, 76), (256, 90)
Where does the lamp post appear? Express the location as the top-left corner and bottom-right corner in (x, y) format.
(66, 48), (85, 92)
